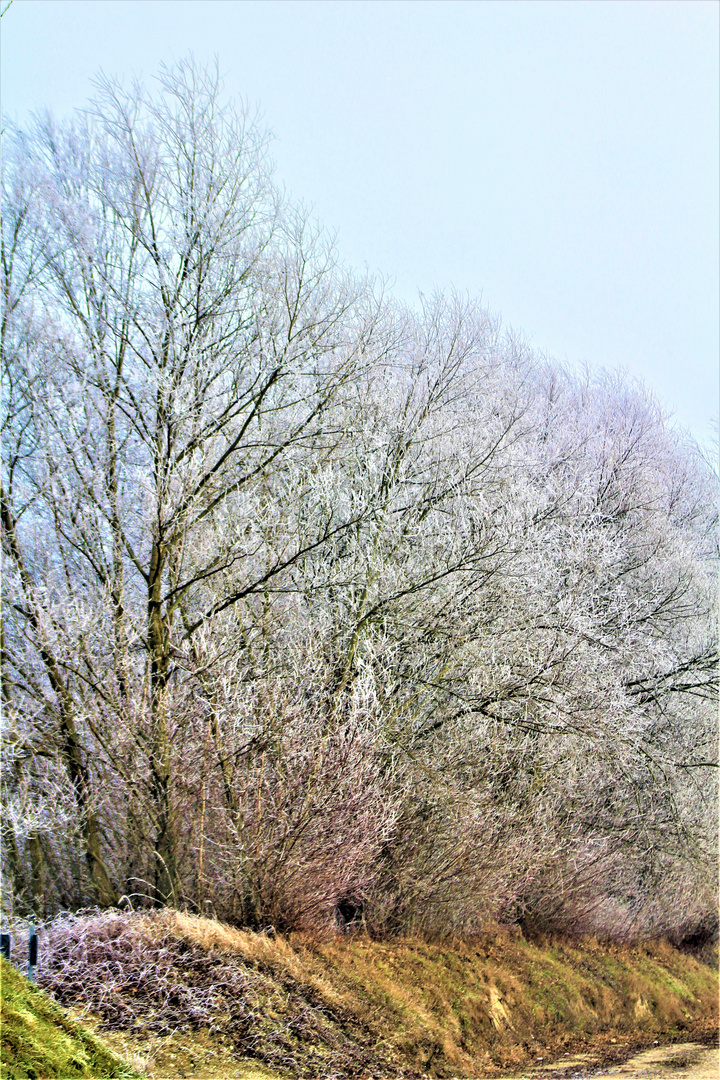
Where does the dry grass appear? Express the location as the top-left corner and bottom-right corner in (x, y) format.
(35, 910), (405, 1078)
(28, 910), (720, 1079)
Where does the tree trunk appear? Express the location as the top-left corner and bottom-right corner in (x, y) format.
(1, 492), (118, 908)
(27, 832), (45, 918)
(148, 540), (178, 905)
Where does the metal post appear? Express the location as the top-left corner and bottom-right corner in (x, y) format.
(28, 925), (37, 983)
(0, 933), (10, 962)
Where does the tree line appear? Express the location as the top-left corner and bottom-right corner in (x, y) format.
(2, 60), (717, 942)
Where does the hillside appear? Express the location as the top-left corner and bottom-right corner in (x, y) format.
(8, 910), (715, 1079)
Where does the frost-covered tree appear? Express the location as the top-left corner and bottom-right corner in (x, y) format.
(1, 60), (388, 907)
(2, 60), (716, 939)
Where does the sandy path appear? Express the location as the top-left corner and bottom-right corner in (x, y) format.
(511, 1041), (719, 1079)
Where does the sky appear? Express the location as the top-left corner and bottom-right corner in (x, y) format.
(2, 0), (718, 450)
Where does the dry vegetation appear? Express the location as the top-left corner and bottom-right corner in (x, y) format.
(4, 909), (717, 1079)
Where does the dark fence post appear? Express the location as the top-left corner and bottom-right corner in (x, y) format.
(28, 925), (38, 983)
(0, 933), (10, 962)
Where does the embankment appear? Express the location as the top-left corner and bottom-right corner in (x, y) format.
(4, 910), (718, 1078)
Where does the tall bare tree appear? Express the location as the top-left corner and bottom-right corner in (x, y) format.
(2, 60), (384, 905)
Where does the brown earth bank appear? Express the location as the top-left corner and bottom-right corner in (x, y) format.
(8, 910), (719, 1079)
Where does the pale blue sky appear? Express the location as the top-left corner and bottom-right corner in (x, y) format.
(2, 0), (718, 449)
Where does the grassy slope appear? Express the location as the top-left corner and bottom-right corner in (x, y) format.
(42, 911), (717, 1078)
(0, 957), (139, 1080)
(19, 911), (716, 1080)
(304, 930), (719, 1074)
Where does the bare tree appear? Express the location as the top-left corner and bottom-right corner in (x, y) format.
(1, 59), (384, 906)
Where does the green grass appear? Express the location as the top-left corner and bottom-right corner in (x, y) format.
(0, 958), (140, 1079)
